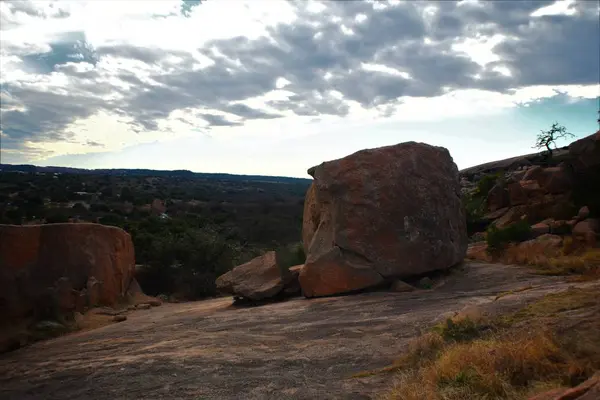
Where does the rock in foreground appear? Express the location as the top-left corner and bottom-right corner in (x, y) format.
(0, 223), (136, 325)
(216, 251), (295, 301)
(300, 142), (468, 297)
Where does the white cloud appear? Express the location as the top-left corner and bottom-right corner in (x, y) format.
(1, 0), (598, 166)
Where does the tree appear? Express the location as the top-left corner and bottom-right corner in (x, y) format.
(533, 122), (575, 158)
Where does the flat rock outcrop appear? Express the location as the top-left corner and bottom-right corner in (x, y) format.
(0, 223), (136, 325)
(215, 251), (295, 301)
(300, 142), (468, 297)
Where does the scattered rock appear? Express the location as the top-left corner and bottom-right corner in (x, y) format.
(300, 142), (467, 298)
(113, 315), (127, 322)
(466, 242), (492, 262)
(482, 207), (509, 222)
(577, 206), (590, 221)
(418, 277), (433, 290)
(573, 218), (599, 245)
(282, 265), (303, 296)
(91, 307), (119, 316)
(531, 222), (550, 237)
(126, 278), (161, 306)
(486, 183), (510, 212)
(528, 372), (600, 400)
(216, 251), (294, 301)
(493, 206), (528, 229)
(508, 181), (528, 206)
(136, 303), (152, 310)
(542, 167), (572, 194)
(390, 280), (415, 293)
(73, 312), (84, 328)
(147, 299), (162, 307)
(523, 166), (544, 182)
(157, 294), (169, 302)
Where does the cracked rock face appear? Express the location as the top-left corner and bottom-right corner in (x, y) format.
(300, 142), (468, 298)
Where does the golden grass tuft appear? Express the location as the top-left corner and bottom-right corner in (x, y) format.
(381, 287), (600, 400)
(502, 238), (600, 278)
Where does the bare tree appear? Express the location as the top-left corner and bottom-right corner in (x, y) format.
(533, 122), (575, 158)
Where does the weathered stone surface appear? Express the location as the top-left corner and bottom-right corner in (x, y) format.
(125, 277), (161, 306)
(568, 130), (600, 173)
(508, 182), (528, 206)
(86, 276), (101, 308)
(390, 280), (415, 292)
(494, 206), (528, 229)
(216, 251), (293, 301)
(531, 222), (550, 237)
(55, 277), (76, 312)
(466, 242), (490, 263)
(573, 218), (599, 245)
(542, 167), (572, 194)
(486, 183), (510, 212)
(300, 142), (467, 297)
(298, 247), (385, 298)
(283, 265), (303, 296)
(523, 165), (545, 182)
(0, 223), (136, 326)
(528, 372), (600, 400)
(302, 183), (320, 256)
(577, 206), (590, 221)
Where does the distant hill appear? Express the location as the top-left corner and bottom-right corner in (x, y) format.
(0, 164), (312, 184)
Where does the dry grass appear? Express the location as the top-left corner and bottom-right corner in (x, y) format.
(380, 288), (600, 400)
(502, 238), (600, 279)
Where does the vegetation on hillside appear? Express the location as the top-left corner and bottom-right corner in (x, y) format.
(0, 170), (309, 299)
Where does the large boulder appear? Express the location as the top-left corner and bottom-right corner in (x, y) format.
(568, 130), (600, 173)
(0, 223), (136, 325)
(300, 142), (468, 298)
(215, 251), (294, 301)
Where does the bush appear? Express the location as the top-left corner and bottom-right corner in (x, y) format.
(475, 171), (504, 196)
(486, 220), (532, 252)
(462, 194), (488, 235)
(276, 242), (306, 270)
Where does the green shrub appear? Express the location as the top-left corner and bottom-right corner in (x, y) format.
(475, 171), (504, 197)
(486, 220), (532, 252)
(433, 318), (487, 343)
(276, 242), (306, 270)
(462, 194), (489, 235)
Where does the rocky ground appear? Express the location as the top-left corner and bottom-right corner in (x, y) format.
(0, 262), (590, 400)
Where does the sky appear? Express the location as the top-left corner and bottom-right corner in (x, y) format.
(0, 0), (599, 178)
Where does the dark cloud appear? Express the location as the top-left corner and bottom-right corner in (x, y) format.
(223, 104), (283, 120)
(492, 13), (600, 87)
(86, 140), (104, 147)
(0, 85), (106, 150)
(200, 113), (241, 127)
(1, 0), (598, 157)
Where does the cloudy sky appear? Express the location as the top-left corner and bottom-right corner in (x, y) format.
(1, 0), (598, 177)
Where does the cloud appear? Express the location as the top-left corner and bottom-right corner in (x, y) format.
(1, 0), (598, 163)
